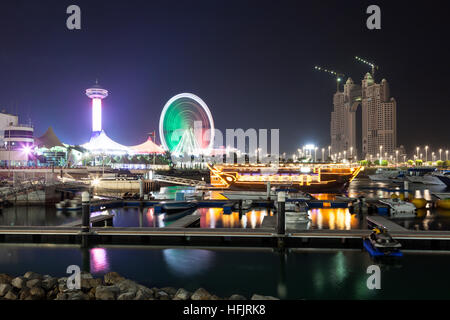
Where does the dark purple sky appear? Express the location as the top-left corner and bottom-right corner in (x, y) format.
(0, 0), (449, 154)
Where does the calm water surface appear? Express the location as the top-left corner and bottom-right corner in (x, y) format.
(0, 244), (450, 299)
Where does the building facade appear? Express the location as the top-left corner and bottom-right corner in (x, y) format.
(330, 78), (361, 159)
(361, 73), (397, 158)
(330, 73), (397, 160)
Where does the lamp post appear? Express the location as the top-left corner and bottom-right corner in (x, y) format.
(447, 150), (449, 161)
(439, 149), (442, 161)
(328, 145), (331, 158)
(350, 146), (353, 161)
(425, 146), (428, 163)
(379, 145), (383, 164)
(344, 150), (347, 162)
(395, 150), (399, 165)
(314, 147), (318, 162)
(321, 148), (325, 162)
(416, 147), (419, 159)
(432, 152), (435, 162)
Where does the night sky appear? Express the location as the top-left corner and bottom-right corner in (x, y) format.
(0, 0), (449, 155)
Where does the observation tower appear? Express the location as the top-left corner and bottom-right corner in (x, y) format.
(86, 80), (109, 133)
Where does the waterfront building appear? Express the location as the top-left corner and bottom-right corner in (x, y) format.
(361, 73), (397, 158)
(0, 111), (34, 166)
(35, 127), (68, 166)
(330, 73), (397, 160)
(330, 78), (361, 158)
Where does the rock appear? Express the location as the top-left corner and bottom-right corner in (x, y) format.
(118, 292), (136, 300)
(0, 274), (12, 285)
(95, 286), (120, 300)
(174, 288), (191, 300)
(0, 284), (12, 297)
(191, 288), (212, 300)
(81, 278), (103, 291)
(67, 291), (89, 300)
(229, 294), (246, 300)
(19, 288), (31, 300)
(30, 286), (46, 300)
(251, 294), (279, 300)
(155, 290), (169, 300)
(47, 288), (58, 300)
(55, 292), (68, 300)
(134, 286), (153, 300)
(24, 271), (42, 280)
(4, 291), (18, 300)
(161, 287), (177, 296)
(210, 295), (221, 300)
(104, 272), (125, 285)
(41, 277), (58, 291)
(26, 279), (42, 289)
(80, 272), (93, 280)
(11, 277), (26, 289)
(116, 279), (139, 294)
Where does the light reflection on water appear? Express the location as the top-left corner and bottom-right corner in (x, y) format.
(309, 208), (361, 230)
(199, 208), (271, 229)
(90, 248), (110, 273)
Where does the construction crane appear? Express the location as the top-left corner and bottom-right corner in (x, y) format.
(355, 56), (378, 78)
(314, 66), (346, 92)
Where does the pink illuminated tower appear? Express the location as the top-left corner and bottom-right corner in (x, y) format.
(86, 80), (109, 133)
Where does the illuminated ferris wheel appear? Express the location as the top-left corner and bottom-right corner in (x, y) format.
(159, 93), (214, 155)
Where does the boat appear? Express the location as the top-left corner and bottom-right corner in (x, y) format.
(161, 202), (198, 214)
(378, 198), (416, 218)
(209, 163), (361, 193)
(434, 171), (450, 188)
(405, 168), (445, 185)
(369, 168), (404, 182)
(221, 190), (311, 201)
(364, 228), (403, 257)
(55, 199), (82, 210)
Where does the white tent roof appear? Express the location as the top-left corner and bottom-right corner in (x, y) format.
(82, 130), (130, 155)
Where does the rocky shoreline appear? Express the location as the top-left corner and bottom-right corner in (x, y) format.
(0, 271), (279, 301)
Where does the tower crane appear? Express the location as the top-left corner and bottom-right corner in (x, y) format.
(355, 56), (378, 78)
(314, 66), (346, 92)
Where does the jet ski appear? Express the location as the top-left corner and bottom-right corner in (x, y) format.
(364, 227), (403, 257)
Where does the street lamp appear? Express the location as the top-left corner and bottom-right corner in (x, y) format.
(350, 146), (353, 160)
(328, 145), (331, 158)
(425, 146), (428, 163)
(416, 147), (419, 159)
(439, 149), (442, 161)
(321, 148), (325, 162)
(395, 150), (399, 165)
(447, 150), (449, 161)
(379, 145), (383, 163)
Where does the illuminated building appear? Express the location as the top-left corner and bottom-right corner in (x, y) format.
(0, 111), (34, 166)
(330, 78), (361, 158)
(361, 73), (397, 157)
(86, 80), (108, 133)
(82, 82), (130, 156)
(35, 127), (67, 166)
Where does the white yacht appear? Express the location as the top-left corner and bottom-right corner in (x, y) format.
(378, 198), (416, 218)
(369, 169), (404, 182)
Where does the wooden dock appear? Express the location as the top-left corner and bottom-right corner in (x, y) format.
(165, 215), (201, 228)
(61, 214), (114, 227)
(366, 215), (408, 231)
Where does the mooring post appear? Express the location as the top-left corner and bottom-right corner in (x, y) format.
(81, 191), (91, 248)
(277, 191), (286, 235)
(139, 178), (144, 200)
(404, 180), (409, 199)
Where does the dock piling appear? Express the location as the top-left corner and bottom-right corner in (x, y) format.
(277, 191), (286, 235)
(81, 191), (90, 248)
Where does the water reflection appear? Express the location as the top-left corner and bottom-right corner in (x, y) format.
(199, 208), (271, 229)
(309, 208), (361, 230)
(163, 248), (214, 277)
(90, 248), (110, 273)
